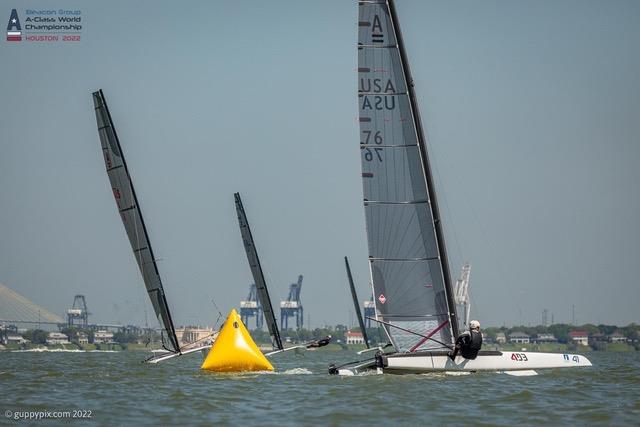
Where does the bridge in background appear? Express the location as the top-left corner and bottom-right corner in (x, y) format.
(0, 283), (64, 328)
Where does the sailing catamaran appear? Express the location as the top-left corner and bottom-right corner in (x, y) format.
(93, 92), (326, 369)
(234, 193), (332, 356)
(333, 0), (591, 375)
(234, 192), (285, 355)
(92, 90), (212, 364)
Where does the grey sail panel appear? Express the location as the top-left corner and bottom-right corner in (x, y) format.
(92, 90), (180, 353)
(361, 145), (427, 202)
(234, 193), (283, 351)
(358, 1), (397, 46)
(357, 1), (457, 352)
(370, 259), (451, 351)
(364, 202), (437, 260)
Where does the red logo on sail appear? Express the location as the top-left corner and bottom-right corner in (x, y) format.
(378, 294), (386, 304)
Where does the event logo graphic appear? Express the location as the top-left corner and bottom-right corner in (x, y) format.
(6, 9), (21, 41)
(5, 8), (83, 43)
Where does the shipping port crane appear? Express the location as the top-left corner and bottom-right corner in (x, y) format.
(280, 275), (303, 330)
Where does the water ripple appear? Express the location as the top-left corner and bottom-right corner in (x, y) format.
(0, 350), (638, 425)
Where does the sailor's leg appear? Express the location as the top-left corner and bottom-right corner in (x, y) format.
(448, 345), (459, 361)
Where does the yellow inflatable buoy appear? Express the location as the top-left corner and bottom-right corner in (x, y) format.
(201, 308), (274, 372)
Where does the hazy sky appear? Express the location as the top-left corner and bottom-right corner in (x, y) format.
(1, 1), (638, 329)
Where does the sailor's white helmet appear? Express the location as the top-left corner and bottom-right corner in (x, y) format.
(469, 320), (480, 330)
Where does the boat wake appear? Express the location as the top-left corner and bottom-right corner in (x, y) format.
(279, 368), (312, 375)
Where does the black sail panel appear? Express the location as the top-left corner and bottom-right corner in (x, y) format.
(92, 90), (180, 353)
(234, 193), (283, 351)
(345, 257), (371, 349)
(358, 1), (458, 352)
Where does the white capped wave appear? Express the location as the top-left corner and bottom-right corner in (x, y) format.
(11, 348), (118, 353)
(280, 367), (313, 375)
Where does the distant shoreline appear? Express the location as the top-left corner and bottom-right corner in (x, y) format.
(2, 342), (636, 353)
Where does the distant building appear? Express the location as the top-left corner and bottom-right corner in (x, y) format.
(93, 330), (114, 344)
(608, 332), (628, 343)
(345, 330), (365, 345)
(482, 333), (494, 344)
(6, 334), (29, 345)
(77, 332), (89, 345)
(589, 333), (607, 345)
(508, 332), (530, 344)
(46, 332), (70, 345)
(176, 327), (214, 348)
(495, 332), (506, 344)
(568, 331), (589, 346)
(532, 333), (557, 344)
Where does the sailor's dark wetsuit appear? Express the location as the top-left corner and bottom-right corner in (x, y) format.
(307, 336), (332, 348)
(450, 329), (482, 360)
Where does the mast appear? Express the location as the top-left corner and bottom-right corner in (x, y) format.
(345, 257), (370, 349)
(386, 0), (459, 340)
(234, 193), (284, 351)
(92, 89), (180, 353)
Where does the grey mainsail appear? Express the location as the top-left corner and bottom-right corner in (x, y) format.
(234, 193), (283, 351)
(357, 0), (458, 352)
(92, 90), (180, 353)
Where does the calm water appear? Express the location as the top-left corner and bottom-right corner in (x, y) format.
(1, 349), (638, 426)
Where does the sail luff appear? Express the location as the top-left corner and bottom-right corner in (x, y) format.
(234, 193), (283, 351)
(385, 0), (459, 341)
(345, 257), (371, 349)
(92, 89), (180, 353)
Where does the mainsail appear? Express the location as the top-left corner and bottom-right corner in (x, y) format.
(344, 257), (370, 349)
(92, 90), (180, 353)
(357, 0), (458, 352)
(234, 193), (284, 351)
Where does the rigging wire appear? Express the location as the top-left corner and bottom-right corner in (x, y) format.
(423, 126), (465, 272)
(210, 298), (223, 331)
(366, 316), (454, 350)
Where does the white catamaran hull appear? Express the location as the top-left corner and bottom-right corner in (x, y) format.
(338, 350), (591, 375)
(382, 351), (592, 374)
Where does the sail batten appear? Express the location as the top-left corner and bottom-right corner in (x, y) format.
(357, 0), (458, 353)
(92, 89), (180, 353)
(234, 193), (284, 351)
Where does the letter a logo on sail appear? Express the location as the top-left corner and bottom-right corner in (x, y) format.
(6, 9), (21, 41)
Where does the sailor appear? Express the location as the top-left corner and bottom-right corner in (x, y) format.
(307, 335), (332, 348)
(448, 320), (482, 361)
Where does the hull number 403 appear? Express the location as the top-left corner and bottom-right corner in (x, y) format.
(511, 353), (528, 361)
